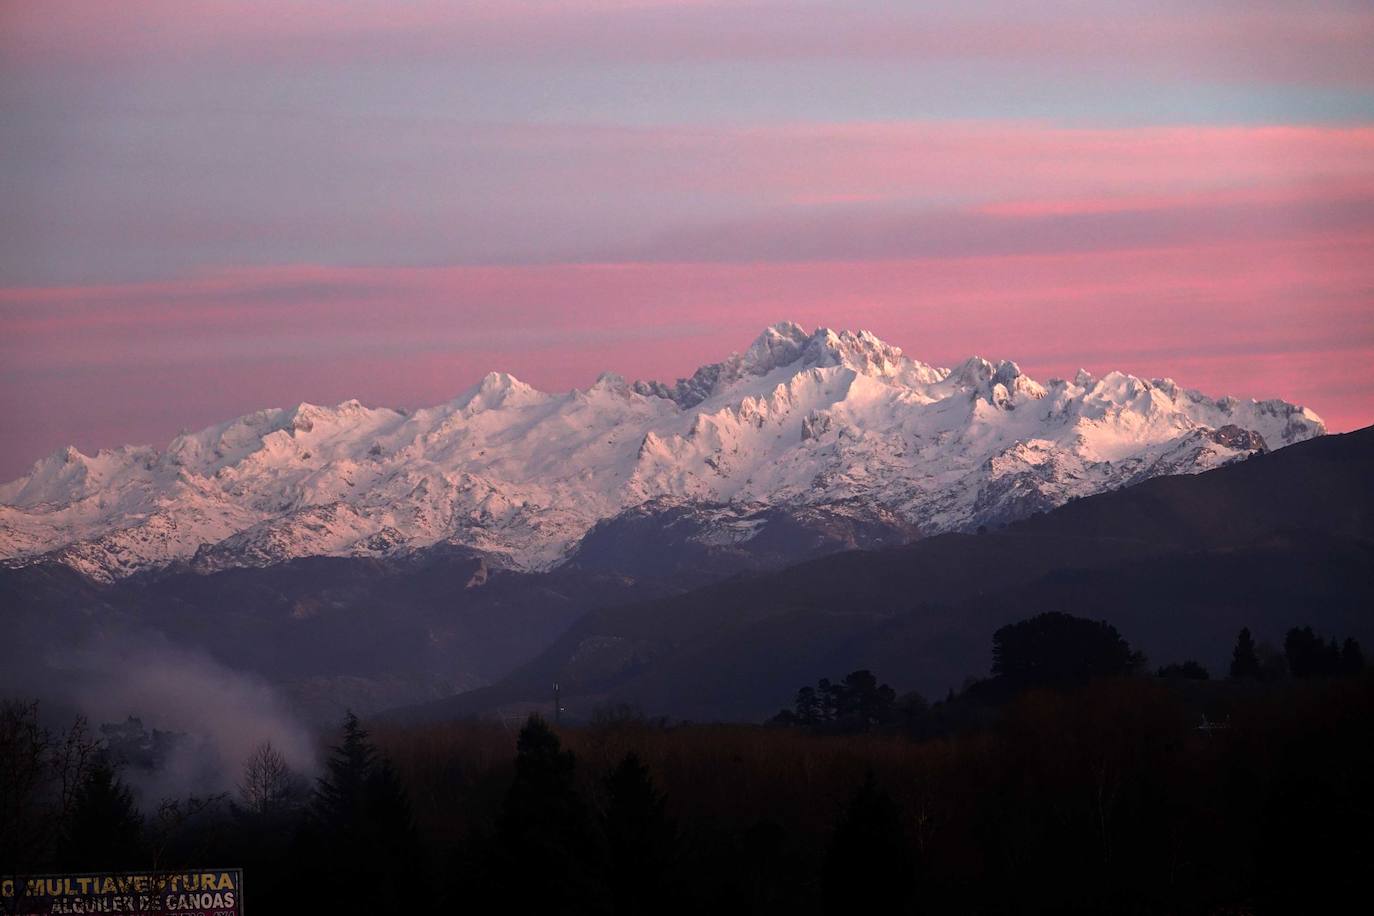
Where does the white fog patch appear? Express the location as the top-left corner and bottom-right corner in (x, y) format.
(32, 628), (318, 806)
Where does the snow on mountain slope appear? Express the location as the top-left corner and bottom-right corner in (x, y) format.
(0, 323), (1325, 582)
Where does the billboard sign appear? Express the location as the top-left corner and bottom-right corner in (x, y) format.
(1, 869), (242, 915)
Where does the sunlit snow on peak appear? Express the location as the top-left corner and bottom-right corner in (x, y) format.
(0, 324), (1325, 581)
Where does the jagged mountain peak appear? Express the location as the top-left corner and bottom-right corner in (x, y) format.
(797, 325), (907, 374)
(0, 323), (1327, 582)
(634, 322), (939, 408)
(741, 320), (811, 372)
(456, 370), (539, 404)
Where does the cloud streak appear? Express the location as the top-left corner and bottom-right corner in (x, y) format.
(3, 226), (1370, 479)
(2, 4), (1371, 480)
(5, 120), (1372, 283)
(5, 1), (1372, 86)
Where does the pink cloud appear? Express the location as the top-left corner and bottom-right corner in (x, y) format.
(741, 124), (1374, 206)
(4, 2), (1372, 85)
(3, 225), (1371, 479)
(3, 117), (1370, 283)
(975, 182), (1374, 218)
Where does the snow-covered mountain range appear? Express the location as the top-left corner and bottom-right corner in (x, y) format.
(0, 323), (1325, 582)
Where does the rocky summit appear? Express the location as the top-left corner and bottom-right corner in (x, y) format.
(0, 323), (1325, 582)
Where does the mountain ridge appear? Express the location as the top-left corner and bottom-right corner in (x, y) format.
(389, 424), (1374, 724)
(0, 323), (1325, 582)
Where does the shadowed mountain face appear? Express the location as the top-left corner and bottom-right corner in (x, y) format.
(0, 328), (1334, 726)
(0, 503), (921, 722)
(0, 549), (668, 722)
(565, 498), (922, 580)
(5, 425), (1367, 726)
(0, 488), (949, 726)
(391, 425), (1374, 725)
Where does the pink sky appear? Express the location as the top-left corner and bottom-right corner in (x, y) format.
(6, 1), (1372, 85)
(5, 229), (1370, 477)
(2, 3), (1373, 478)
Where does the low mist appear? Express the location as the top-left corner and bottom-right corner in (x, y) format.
(1, 623), (318, 807)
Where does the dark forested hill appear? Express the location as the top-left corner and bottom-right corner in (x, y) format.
(0, 547), (670, 721)
(394, 425), (1374, 723)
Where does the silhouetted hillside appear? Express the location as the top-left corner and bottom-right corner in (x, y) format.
(395, 426), (1374, 723)
(0, 547), (671, 720)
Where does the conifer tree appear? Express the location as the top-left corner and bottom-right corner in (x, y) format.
(494, 715), (600, 911)
(57, 763), (144, 870)
(603, 752), (678, 915)
(305, 711), (427, 914)
(823, 771), (914, 915)
(1325, 637), (1343, 675)
(1285, 626), (1343, 678)
(1340, 638), (1365, 676)
(313, 712), (375, 833)
(1231, 627), (1261, 679)
(834, 670), (898, 731)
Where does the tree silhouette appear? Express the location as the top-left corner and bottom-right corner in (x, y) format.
(1157, 660), (1210, 680)
(776, 670), (899, 732)
(313, 712), (374, 829)
(603, 752), (678, 915)
(991, 612), (1134, 688)
(1285, 626), (1341, 678)
(238, 740), (304, 816)
(894, 691), (931, 738)
(493, 715), (600, 911)
(1341, 638), (1365, 676)
(56, 762), (144, 870)
(794, 686), (822, 724)
(833, 670), (898, 731)
(816, 678), (838, 721)
(305, 711), (427, 914)
(1230, 627), (1261, 679)
(822, 771), (913, 914)
(0, 700), (51, 871)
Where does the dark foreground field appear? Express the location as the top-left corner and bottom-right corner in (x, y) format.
(5, 668), (1371, 915)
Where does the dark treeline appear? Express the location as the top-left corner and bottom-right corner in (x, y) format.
(2, 614), (1371, 915)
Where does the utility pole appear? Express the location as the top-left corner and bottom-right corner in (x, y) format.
(553, 682), (562, 725)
